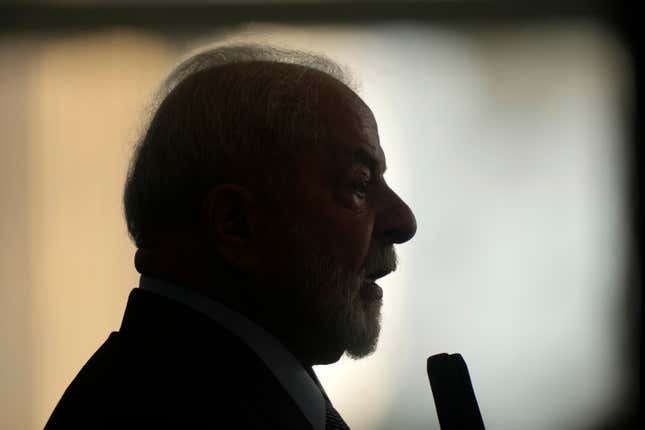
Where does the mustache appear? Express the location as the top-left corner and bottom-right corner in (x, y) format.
(361, 245), (398, 278)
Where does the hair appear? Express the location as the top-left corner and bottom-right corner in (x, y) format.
(123, 44), (354, 248)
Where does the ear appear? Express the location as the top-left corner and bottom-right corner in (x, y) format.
(200, 184), (260, 269)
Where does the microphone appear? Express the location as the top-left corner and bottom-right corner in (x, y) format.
(427, 353), (486, 430)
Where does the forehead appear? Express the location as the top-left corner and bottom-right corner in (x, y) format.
(314, 79), (385, 173)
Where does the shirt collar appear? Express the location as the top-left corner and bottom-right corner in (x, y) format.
(138, 275), (326, 430)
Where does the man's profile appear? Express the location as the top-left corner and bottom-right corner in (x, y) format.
(45, 44), (416, 429)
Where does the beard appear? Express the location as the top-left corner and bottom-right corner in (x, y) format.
(282, 224), (397, 360)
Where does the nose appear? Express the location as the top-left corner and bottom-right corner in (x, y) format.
(374, 184), (417, 244)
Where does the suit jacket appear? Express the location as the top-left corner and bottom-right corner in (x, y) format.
(45, 288), (315, 429)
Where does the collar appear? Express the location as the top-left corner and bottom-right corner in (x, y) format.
(138, 275), (326, 430)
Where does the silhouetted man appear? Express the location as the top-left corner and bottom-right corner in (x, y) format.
(45, 44), (417, 429)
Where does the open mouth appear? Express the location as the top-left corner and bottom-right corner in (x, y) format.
(361, 269), (392, 301)
(365, 268), (392, 284)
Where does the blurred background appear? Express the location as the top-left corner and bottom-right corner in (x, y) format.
(1, 1), (640, 429)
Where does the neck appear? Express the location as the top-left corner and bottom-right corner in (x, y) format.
(134, 244), (339, 366)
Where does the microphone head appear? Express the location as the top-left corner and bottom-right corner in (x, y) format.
(427, 353), (486, 430)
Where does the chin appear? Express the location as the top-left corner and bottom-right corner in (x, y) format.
(316, 348), (346, 365)
(312, 300), (381, 364)
(342, 297), (382, 360)
(344, 333), (380, 360)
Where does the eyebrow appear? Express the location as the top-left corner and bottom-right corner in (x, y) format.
(351, 148), (387, 176)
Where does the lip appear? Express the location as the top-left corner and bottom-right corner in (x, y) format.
(360, 280), (383, 301)
(365, 268), (393, 282)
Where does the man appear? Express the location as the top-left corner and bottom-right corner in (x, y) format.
(45, 44), (416, 429)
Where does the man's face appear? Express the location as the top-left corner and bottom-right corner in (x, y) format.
(260, 81), (417, 363)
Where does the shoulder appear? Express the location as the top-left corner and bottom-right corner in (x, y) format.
(45, 290), (312, 429)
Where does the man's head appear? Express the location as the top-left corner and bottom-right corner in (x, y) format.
(124, 44), (416, 364)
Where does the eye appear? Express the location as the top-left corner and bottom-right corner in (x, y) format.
(353, 179), (369, 197)
(352, 169), (371, 199)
